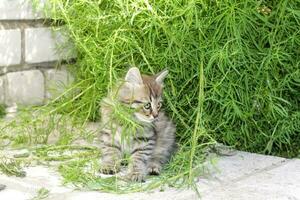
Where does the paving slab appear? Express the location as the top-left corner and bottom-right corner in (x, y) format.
(51, 189), (197, 200)
(200, 159), (300, 200)
(0, 166), (72, 200)
(0, 151), (298, 200)
(201, 151), (287, 184)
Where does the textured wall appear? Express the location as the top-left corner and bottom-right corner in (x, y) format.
(0, 0), (74, 107)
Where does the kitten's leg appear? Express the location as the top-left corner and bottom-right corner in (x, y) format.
(125, 144), (153, 182)
(99, 130), (122, 174)
(100, 144), (122, 174)
(148, 157), (163, 175)
(148, 142), (176, 175)
(148, 118), (176, 175)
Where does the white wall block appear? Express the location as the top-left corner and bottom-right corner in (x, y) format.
(0, 0), (45, 20)
(0, 1), (76, 107)
(0, 29), (21, 66)
(44, 67), (74, 99)
(25, 27), (74, 63)
(5, 70), (44, 105)
(0, 76), (5, 103)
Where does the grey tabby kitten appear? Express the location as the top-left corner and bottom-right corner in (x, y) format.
(99, 67), (176, 182)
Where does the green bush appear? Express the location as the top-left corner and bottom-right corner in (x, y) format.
(38, 0), (300, 191)
(47, 0), (300, 155)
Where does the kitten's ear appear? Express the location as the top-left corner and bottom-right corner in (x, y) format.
(155, 69), (168, 85)
(125, 67), (143, 85)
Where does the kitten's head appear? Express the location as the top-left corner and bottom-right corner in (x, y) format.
(118, 67), (168, 123)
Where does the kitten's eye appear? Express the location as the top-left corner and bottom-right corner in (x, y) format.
(144, 103), (151, 110)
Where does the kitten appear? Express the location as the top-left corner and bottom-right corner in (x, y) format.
(99, 67), (176, 182)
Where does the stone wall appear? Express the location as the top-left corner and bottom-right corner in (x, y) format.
(0, 0), (74, 108)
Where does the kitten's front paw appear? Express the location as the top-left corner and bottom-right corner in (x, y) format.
(148, 163), (162, 175)
(125, 171), (146, 182)
(99, 164), (120, 175)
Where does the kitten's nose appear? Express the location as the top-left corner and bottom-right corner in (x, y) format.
(152, 113), (158, 118)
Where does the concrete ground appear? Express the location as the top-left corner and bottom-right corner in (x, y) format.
(0, 151), (299, 200)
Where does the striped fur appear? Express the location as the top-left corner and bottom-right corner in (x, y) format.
(99, 67), (176, 182)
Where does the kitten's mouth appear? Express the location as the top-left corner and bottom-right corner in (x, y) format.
(134, 113), (155, 124)
(152, 117), (159, 122)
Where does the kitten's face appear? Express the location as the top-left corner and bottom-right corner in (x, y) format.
(118, 67), (168, 123)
